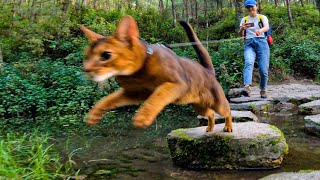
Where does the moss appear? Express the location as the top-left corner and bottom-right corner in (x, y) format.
(284, 143), (289, 154)
(262, 104), (270, 112)
(171, 129), (193, 141)
(257, 134), (268, 139)
(167, 133), (233, 168)
(269, 125), (289, 154)
(248, 141), (257, 148)
(298, 170), (315, 173)
(248, 103), (257, 111)
(240, 149), (248, 157)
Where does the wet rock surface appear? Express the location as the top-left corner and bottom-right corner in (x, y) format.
(299, 100), (320, 115)
(198, 110), (258, 125)
(304, 114), (320, 137)
(229, 84), (320, 113)
(167, 122), (288, 169)
(260, 170), (320, 180)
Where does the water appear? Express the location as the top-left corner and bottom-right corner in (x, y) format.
(55, 107), (320, 179)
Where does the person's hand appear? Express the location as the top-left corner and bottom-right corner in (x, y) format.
(241, 23), (249, 30)
(255, 29), (261, 36)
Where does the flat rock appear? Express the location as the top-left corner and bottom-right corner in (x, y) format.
(260, 170), (320, 180)
(298, 100), (320, 115)
(230, 101), (271, 113)
(229, 84), (320, 112)
(197, 110), (258, 125)
(167, 122), (288, 169)
(304, 114), (320, 137)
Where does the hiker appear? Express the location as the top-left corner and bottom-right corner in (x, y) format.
(238, 0), (270, 98)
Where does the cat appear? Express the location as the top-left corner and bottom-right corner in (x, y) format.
(80, 15), (232, 132)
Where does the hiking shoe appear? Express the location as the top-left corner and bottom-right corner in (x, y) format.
(260, 90), (267, 98)
(241, 85), (251, 97)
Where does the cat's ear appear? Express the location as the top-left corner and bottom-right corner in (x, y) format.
(115, 15), (139, 43)
(80, 25), (105, 43)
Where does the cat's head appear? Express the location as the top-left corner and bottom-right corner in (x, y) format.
(80, 16), (146, 82)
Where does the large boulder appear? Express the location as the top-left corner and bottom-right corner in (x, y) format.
(167, 122), (288, 169)
(304, 114), (320, 137)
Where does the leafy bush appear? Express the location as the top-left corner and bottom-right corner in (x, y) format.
(0, 61), (108, 118)
(211, 40), (244, 91)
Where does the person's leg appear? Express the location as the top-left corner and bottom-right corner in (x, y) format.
(256, 38), (270, 98)
(242, 39), (256, 96)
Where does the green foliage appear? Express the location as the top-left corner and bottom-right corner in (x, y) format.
(0, 131), (77, 179)
(274, 28), (320, 79)
(0, 2), (319, 122)
(204, 9), (237, 40)
(0, 61), (106, 117)
(211, 40), (244, 91)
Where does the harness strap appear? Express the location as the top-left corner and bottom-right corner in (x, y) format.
(244, 16), (249, 38)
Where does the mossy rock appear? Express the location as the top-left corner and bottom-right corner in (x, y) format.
(167, 122), (288, 169)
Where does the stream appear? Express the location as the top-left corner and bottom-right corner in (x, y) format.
(54, 106), (320, 179)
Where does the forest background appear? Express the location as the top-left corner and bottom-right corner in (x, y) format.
(0, 0), (319, 178)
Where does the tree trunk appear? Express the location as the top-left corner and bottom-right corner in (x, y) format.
(286, 0), (294, 26)
(274, 0), (278, 7)
(93, 0), (97, 9)
(0, 47), (3, 70)
(82, 0), (86, 7)
(17, 0), (23, 16)
(171, 0), (177, 27)
(30, 0), (37, 22)
(190, 0), (193, 21)
(62, 0), (70, 14)
(217, 0), (223, 10)
(183, 0), (189, 22)
(316, 0), (320, 14)
(257, 0), (262, 13)
(235, 0), (244, 33)
(299, 0), (304, 7)
(194, 0), (198, 23)
(204, 0), (209, 48)
(159, 0), (164, 15)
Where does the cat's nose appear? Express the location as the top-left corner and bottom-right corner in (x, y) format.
(82, 67), (90, 72)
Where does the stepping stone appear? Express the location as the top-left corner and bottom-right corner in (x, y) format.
(167, 122), (288, 169)
(304, 114), (320, 137)
(230, 101), (271, 113)
(299, 100), (320, 115)
(229, 84), (320, 113)
(197, 110), (258, 125)
(260, 170), (320, 180)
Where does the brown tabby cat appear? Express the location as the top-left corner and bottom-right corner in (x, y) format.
(80, 15), (232, 132)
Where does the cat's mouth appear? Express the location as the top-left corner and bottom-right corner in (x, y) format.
(86, 71), (117, 82)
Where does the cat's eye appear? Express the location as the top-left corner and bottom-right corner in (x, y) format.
(101, 51), (112, 61)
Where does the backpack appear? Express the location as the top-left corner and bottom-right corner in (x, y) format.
(244, 15), (273, 46)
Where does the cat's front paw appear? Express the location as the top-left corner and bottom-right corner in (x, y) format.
(206, 126), (214, 132)
(223, 125), (233, 132)
(86, 110), (102, 126)
(133, 115), (153, 129)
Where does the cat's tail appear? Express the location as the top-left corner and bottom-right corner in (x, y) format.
(179, 21), (215, 75)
